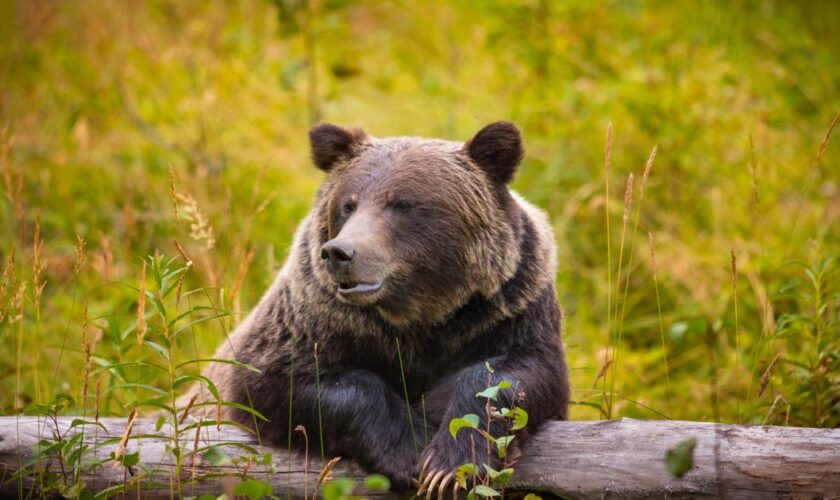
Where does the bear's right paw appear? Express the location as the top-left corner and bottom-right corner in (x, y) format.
(359, 441), (417, 492)
(416, 433), (488, 500)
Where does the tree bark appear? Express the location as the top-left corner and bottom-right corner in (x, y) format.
(0, 417), (837, 499)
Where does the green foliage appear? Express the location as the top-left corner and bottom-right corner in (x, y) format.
(665, 437), (697, 478)
(448, 365), (529, 498)
(233, 479), (274, 500)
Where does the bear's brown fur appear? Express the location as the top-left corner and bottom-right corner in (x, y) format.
(187, 122), (569, 492)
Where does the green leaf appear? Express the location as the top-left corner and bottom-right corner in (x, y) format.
(121, 451), (140, 467)
(323, 478), (356, 500)
(498, 380), (511, 389)
(494, 435), (514, 459)
(474, 484), (501, 497)
(173, 374), (220, 399)
(476, 386), (500, 401)
(363, 473), (390, 491)
(665, 437), (697, 478)
(483, 464), (513, 485)
(233, 479), (274, 500)
(201, 445), (230, 466)
(70, 418), (107, 432)
(509, 407), (528, 431)
(169, 312), (231, 337)
(155, 415), (166, 432)
(143, 339), (170, 360)
(524, 494), (543, 500)
(449, 414), (480, 438)
(456, 463), (477, 488)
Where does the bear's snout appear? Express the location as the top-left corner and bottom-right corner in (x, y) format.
(321, 239), (356, 274)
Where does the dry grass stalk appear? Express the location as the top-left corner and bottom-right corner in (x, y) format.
(639, 145), (658, 199)
(179, 393), (198, 425)
(592, 358), (612, 389)
(33, 218), (45, 314)
(174, 273), (186, 307)
(215, 399), (222, 431)
(137, 261), (147, 345)
(730, 247), (741, 420)
(10, 272), (23, 324)
(92, 232), (116, 282)
(601, 122), (613, 417)
(191, 417), (204, 479)
(113, 408), (137, 466)
(0, 127), (24, 232)
(0, 244), (15, 322)
(168, 166), (179, 221)
(94, 379), (102, 422)
(758, 352), (782, 398)
(176, 190), (216, 251)
(295, 425), (311, 499)
(622, 173), (635, 224)
(604, 122), (612, 174)
(814, 110), (840, 167)
(173, 239), (193, 266)
(0, 125), (13, 201)
(313, 456), (342, 500)
(229, 246), (256, 306)
(81, 303), (92, 407)
(74, 235), (86, 276)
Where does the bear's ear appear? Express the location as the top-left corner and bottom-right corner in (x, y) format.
(464, 121), (524, 184)
(309, 124), (368, 172)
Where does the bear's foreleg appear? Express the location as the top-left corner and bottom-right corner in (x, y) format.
(417, 352), (567, 497)
(287, 368), (423, 490)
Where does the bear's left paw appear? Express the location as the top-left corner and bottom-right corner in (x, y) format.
(417, 433), (498, 500)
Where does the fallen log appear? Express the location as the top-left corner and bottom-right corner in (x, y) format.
(0, 417), (838, 498)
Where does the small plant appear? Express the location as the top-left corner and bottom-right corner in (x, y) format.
(761, 256), (839, 427)
(447, 363), (532, 499)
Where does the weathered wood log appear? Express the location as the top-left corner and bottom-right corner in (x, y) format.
(0, 417), (838, 499)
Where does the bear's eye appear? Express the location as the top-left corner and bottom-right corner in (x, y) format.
(391, 199), (413, 212)
(341, 201), (356, 215)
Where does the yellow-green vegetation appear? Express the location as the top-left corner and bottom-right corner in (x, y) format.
(1, 0), (839, 431)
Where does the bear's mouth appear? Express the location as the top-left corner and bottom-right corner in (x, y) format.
(337, 281), (383, 295)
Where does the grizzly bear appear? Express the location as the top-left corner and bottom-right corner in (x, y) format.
(191, 122), (569, 495)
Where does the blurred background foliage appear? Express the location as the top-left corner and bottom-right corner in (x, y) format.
(1, 0), (839, 427)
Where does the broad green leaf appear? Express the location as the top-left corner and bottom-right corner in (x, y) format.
(70, 418), (107, 432)
(120, 451), (140, 467)
(476, 386), (500, 400)
(323, 478), (356, 500)
(483, 464), (513, 484)
(449, 414), (480, 438)
(509, 407), (528, 430)
(201, 445), (230, 466)
(665, 437), (697, 478)
(473, 484), (500, 497)
(494, 435), (514, 459)
(173, 374), (220, 399)
(456, 463), (477, 488)
(364, 473), (390, 491)
(233, 479), (274, 500)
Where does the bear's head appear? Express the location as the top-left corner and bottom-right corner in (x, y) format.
(307, 122), (525, 327)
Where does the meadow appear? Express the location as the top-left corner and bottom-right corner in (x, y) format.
(1, 0), (839, 453)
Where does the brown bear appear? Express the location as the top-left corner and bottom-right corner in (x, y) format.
(191, 122), (569, 495)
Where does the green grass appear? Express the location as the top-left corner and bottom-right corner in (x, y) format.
(1, 0), (839, 434)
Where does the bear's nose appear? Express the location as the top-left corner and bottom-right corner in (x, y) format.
(320, 240), (356, 273)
